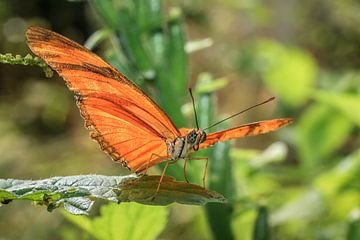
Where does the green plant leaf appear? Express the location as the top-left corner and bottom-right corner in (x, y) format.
(249, 142), (288, 168)
(239, 39), (317, 106)
(168, 14), (187, 103)
(135, 0), (163, 32)
(84, 28), (110, 50)
(64, 203), (168, 240)
(0, 174), (226, 215)
(195, 73), (228, 94)
(347, 209), (360, 240)
(185, 38), (213, 53)
(91, 0), (154, 75)
(296, 104), (354, 168)
(270, 190), (324, 225)
(154, 13), (187, 127)
(205, 139), (234, 240)
(313, 90), (360, 126)
(253, 206), (270, 240)
(90, 0), (122, 30)
(315, 149), (360, 196)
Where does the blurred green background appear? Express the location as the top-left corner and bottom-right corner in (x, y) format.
(0, 0), (359, 239)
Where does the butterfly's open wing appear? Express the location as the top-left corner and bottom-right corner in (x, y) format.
(180, 118), (292, 149)
(26, 26), (179, 172)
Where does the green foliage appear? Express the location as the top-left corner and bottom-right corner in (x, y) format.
(236, 28), (359, 239)
(0, 175), (226, 215)
(253, 206), (270, 240)
(297, 104), (354, 168)
(313, 90), (360, 126)
(238, 39), (317, 106)
(348, 213), (360, 240)
(64, 203), (168, 240)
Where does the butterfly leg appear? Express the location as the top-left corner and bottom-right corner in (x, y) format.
(152, 160), (178, 200)
(202, 157), (209, 188)
(184, 157), (208, 188)
(143, 153), (163, 175)
(183, 159), (190, 183)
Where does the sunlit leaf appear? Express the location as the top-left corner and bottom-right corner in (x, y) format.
(347, 209), (360, 240)
(315, 149), (360, 196)
(313, 90), (360, 126)
(296, 104), (354, 167)
(135, 0), (163, 31)
(249, 142), (288, 168)
(270, 190), (324, 225)
(240, 39), (317, 106)
(195, 73), (229, 94)
(185, 38), (213, 53)
(64, 203), (168, 240)
(253, 206), (270, 240)
(84, 28), (109, 50)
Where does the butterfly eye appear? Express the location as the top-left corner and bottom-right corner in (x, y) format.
(187, 130), (197, 144)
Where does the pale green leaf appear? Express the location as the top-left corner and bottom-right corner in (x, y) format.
(296, 104), (354, 167)
(252, 39), (317, 106)
(313, 90), (360, 126)
(0, 174), (226, 215)
(65, 203), (168, 240)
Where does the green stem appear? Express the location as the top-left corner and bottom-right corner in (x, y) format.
(0, 53), (53, 77)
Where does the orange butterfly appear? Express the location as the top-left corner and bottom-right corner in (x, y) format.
(26, 26), (292, 193)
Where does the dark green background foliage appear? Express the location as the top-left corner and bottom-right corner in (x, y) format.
(0, 0), (359, 239)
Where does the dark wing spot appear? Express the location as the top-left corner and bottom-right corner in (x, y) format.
(83, 63), (120, 80)
(245, 123), (259, 136)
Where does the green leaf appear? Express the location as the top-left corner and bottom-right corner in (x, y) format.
(270, 190), (324, 225)
(249, 142), (288, 168)
(91, 0), (154, 74)
(185, 38), (213, 53)
(315, 149), (360, 196)
(347, 209), (360, 240)
(240, 39), (317, 106)
(135, 0), (163, 32)
(90, 0), (122, 30)
(65, 203), (168, 240)
(205, 139), (234, 240)
(0, 174), (226, 215)
(296, 104), (354, 167)
(253, 206), (270, 240)
(118, 8), (154, 74)
(195, 73), (228, 94)
(154, 13), (187, 127)
(84, 28), (110, 50)
(168, 15), (187, 102)
(313, 90), (360, 126)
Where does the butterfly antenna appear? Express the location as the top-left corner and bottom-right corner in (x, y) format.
(189, 88), (200, 130)
(203, 96), (275, 131)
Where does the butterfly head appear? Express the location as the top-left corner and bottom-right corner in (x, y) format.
(186, 129), (207, 151)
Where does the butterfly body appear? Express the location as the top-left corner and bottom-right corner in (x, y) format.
(167, 129), (206, 160)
